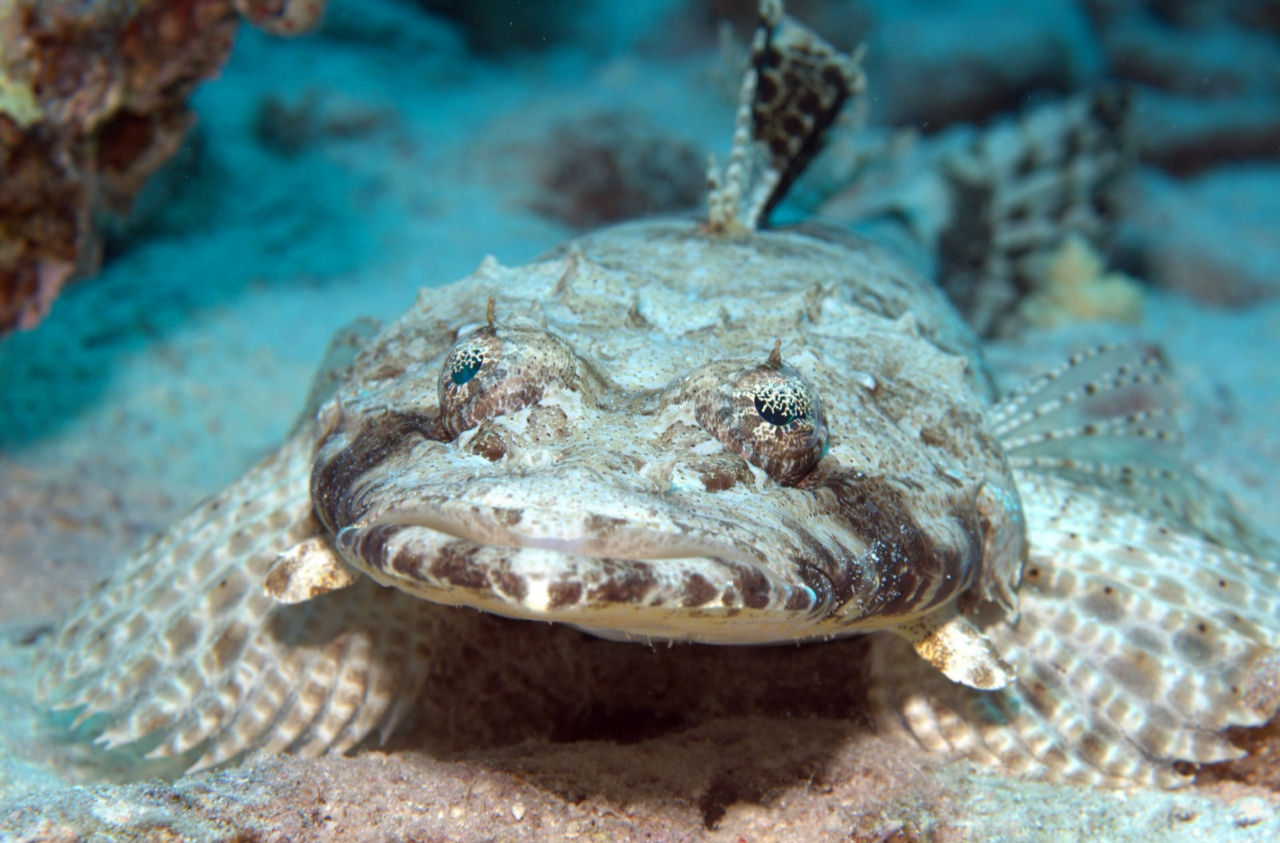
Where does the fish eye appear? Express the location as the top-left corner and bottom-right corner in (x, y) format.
(446, 343), (486, 386)
(694, 353), (827, 485)
(437, 318), (579, 438)
(439, 328), (502, 436)
(752, 378), (813, 427)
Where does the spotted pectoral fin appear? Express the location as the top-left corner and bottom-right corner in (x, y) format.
(38, 430), (436, 774)
(868, 473), (1280, 787)
(995, 343), (1278, 557)
(265, 536), (361, 604)
(892, 607), (1014, 691)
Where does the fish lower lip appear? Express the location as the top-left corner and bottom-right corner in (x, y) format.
(334, 520), (833, 641)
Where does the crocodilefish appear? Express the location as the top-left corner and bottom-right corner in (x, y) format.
(38, 0), (1280, 789)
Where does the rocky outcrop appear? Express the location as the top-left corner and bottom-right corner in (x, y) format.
(0, 0), (326, 335)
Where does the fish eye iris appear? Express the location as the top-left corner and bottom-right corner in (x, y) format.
(753, 381), (811, 427)
(448, 346), (486, 385)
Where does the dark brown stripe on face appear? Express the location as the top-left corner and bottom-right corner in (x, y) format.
(681, 573), (718, 607)
(490, 566), (529, 603)
(787, 559), (837, 615)
(806, 470), (983, 623)
(336, 522), (400, 572)
(779, 512), (849, 611)
(547, 579), (584, 609)
(728, 563), (772, 610)
(311, 411), (447, 533)
(379, 537), (527, 601)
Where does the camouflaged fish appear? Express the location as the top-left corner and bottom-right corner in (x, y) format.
(38, 0), (1280, 788)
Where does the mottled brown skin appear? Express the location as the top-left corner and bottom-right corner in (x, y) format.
(309, 218), (1026, 649)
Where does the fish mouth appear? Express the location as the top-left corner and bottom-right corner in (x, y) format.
(331, 491), (835, 644)
(347, 493), (762, 564)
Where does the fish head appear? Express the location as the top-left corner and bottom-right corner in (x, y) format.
(309, 220), (1025, 647)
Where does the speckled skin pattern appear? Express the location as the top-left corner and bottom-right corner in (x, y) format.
(312, 220), (1024, 648)
(36, 3), (1280, 791)
(37, 213), (1280, 788)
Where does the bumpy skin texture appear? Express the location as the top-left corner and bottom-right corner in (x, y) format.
(0, 0), (328, 334)
(34, 4), (1280, 792)
(38, 215), (1280, 788)
(311, 220), (1023, 647)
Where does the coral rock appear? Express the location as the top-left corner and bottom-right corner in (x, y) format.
(0, 0), (327, 336)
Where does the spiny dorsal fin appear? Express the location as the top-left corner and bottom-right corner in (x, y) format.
(936, 89), (1131, 337)
(749, 6), (865, 223)
(706, 0), (865, 233)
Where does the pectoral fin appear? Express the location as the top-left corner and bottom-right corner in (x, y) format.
(895, 607), (1013, 690)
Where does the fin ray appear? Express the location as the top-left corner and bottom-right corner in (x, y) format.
(994, 344), (1278, 556)
(38, 430), (434, 773)
(868, 472), (1280, 787)
(894, 607), (1013, 690)
(936, 89), (1130, 337)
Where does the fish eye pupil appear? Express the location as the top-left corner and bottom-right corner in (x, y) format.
(449, 347), (486, 386)
(753, 381), (809, 427)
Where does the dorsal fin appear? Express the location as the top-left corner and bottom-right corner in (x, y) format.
(995, 344), (1277, 556)
(748, 6), (865, 222)
(937, 89), (1132, 337)
(706, 0), (865, 233)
